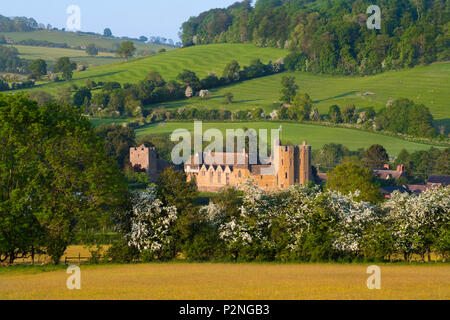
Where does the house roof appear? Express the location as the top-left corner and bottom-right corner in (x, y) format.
(427, 175), (450, 186)
(372, 169), (403, 180)
(407, 184), (428, 193)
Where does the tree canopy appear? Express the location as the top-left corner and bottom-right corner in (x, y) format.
(0, 93), (128, 264)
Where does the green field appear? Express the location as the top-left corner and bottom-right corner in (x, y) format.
(135, 121), (444, 156)
(11, 45), (121, 67)
(1, 30), (171, 51)
(152, 62), (450, 120)
(24, 44), (286, 94)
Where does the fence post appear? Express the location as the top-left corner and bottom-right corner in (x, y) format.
(78, 252), (81, 264)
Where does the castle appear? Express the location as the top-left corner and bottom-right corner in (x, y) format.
(130, 141), (312, 192)
(129, 145), (171, 182)
(184, 141), (312, 192)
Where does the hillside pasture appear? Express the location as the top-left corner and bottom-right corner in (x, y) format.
(22, 44), (286, 94)
(135, 121), (444, 156)
(151, 62), (450, 120)
(11, 45), (121, 67)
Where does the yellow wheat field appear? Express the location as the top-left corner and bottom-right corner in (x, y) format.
(0, 263), (449, 300)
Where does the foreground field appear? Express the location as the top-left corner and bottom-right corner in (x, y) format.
(0, 263), (448, 300)
(136, 121), (444, 156)
(153, 62), (450, 120)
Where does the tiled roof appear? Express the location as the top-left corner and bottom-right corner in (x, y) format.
(427, 175), (450, 186)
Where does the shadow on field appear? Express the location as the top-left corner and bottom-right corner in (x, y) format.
(313, 91), (358, 103)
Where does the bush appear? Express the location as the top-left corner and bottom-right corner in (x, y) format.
(183, 224), (222, 261)
(105, 240), (139, 263)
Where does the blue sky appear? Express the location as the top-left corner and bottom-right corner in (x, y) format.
(2, 0), (245, 41)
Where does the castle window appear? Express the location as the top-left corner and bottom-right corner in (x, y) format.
(202, 171), (205, 176)
(238, 170), (241, 178)
(218, 172), (222, 184)
(210, 172), (214, 184)
(282, 159), (284, 165)
(285, 172), (288, 179)
(226, 173), (230, 185)
(260, 175), (263, 180)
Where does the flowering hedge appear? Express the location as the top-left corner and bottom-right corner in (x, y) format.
(124, 183), (449, 262)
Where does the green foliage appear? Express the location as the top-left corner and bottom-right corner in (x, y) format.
(328, 105), (342, 123)
(156, 167), (198, 256)
(73, 86), (91, 108)
(29, 91), (54, 106)
(376, 98), (436, 138)
(394, 147), (450, 183)
(326, 163), (383, 203)
(312, 143), (361, 172)
(0, 15), (37, 32)
(280, 75), (298, 104)
(86, 43), (99, 56)
(0, 45), (27, 73)
(176, 69), (201, 90)
(362, 144), (390, 169)
(55, 57), (76, 80)
(137, 134), (175, 163)
(116, 41), (136, 60)
(223, 60), (241, 81)
(95, 124), (136, 169)
(103, 28), (112, 37)
(29, 59), (47, 79)
(0, 93), (128, 264)
(180, 0), (449, 75)
(105, 240), (139, 263)
(287, 92), (312, 120)
(224, 92), (234, 104)
(0, 79), (9, 92)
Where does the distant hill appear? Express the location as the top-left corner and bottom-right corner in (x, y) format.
(1, 30), (173, 52)
(180, 0), (449, 75)
(23, 43), (286, 93)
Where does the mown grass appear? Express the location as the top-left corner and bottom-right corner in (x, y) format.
(0, 263), (448, 299)
(152, 62), (450, 120)
(22, 44), (286, 94)
(135, 121), (444, 156)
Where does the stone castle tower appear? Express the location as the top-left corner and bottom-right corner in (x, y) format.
(129, 144), (158, 181)
(275, 140), (312, 189)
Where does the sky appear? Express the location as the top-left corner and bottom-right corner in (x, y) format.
(1, 0), (245, 41)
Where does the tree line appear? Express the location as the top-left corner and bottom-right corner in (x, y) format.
(111, 170), (449, 264)
(181, 0), (448, 75)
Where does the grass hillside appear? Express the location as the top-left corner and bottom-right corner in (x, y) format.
(135, 121), (444, 156)
(25, 44), (286, 94)
(1, 30), (171, 51)
(152, 62), (450, 121)
(11, 45), (121, 67)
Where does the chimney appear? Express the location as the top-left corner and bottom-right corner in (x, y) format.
(397, 165), (404, 173)
(383, 164), (390, 169)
